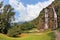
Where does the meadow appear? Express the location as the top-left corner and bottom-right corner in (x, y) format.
(0, 31), (55, 40)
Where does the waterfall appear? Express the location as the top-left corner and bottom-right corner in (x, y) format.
(52, 6), (58, 29)
(44, 8), (49, 29)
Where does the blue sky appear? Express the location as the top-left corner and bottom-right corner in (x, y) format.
(2, 0), (48, 6)
(0, 0), (54, 22)
(20, 0), (48, 6)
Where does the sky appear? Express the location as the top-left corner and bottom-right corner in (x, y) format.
(0, 0), (54, 23)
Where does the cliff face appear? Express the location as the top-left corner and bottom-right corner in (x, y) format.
(44, 6), (57, 30)
(29, 0), (60, 30)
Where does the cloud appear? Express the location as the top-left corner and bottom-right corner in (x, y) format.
(9, 0), (54, 22)
(0, 0), (3, 2)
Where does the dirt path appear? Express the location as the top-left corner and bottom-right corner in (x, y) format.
(54, 30), (60, 40)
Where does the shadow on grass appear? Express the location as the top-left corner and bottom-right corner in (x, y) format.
(47, 32), (55, 40)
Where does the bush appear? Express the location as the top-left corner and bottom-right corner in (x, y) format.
(20, 22), (35, 31)
(7, 26), (22, 37)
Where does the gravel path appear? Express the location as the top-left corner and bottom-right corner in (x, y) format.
(54, 30), (60, 40)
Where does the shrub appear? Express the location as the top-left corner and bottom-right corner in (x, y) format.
(7, 26), (21, 37)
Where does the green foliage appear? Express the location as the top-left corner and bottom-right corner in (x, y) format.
(0, 2), (15, 34)
(7, 26), (21, 37)
(7, 22), (35, 37)
(57, 6), (60, 28)
(57, 7), (60, 16)
(31, 11), (45, 30)
(20, 22), (35, 31)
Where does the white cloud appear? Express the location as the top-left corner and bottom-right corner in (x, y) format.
(0, 0), (3, 2)
(9, 0), (54, 22)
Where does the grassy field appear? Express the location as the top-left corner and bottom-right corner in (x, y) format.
(0, 31), (55, 40)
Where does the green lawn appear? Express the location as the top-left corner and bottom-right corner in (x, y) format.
(0, 31), (55, 40)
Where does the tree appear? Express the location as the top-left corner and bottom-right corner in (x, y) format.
(0, 2), (15, 34)
(20, 22), (35, 31)
(7, 25), (21, 37)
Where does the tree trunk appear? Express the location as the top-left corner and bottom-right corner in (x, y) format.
(44, 8), (49, 29)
